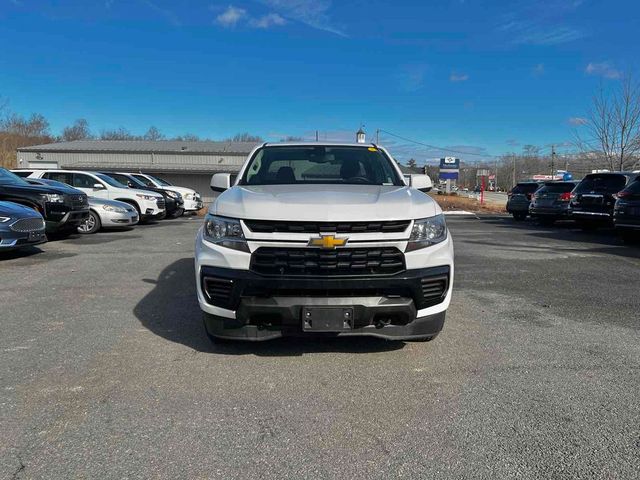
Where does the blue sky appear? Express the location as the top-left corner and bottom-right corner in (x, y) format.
(1, 0), (638, 162)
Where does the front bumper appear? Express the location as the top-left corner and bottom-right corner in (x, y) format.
(45, 209), (90, 231)
(184, 198), (203, 211)
(100, 209), (139, 228)
(203, 309), (445, 341)
(0, 228), (47, 250)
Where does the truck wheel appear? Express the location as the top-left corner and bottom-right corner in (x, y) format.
(77, 211), (101, 234)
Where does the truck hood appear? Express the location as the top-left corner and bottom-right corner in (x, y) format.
(212, 185), (440, 221)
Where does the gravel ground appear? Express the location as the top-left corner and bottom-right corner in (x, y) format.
(1, 216), (639, 479)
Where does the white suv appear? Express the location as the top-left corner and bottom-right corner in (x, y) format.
(22, 170), (166, 222)
(195, 143), (454, 342)
(127, 173), (203, 213)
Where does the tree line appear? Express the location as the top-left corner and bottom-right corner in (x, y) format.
(0, 100), (265, 168)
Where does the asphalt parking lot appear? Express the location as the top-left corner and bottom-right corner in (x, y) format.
(1, 216), (639, 479)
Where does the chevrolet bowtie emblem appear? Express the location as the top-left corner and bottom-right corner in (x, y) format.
(308, 234), (348, 249)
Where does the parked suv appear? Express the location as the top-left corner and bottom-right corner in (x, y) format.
(98, 172), (184, 218)
(0, 201), (47, 251)
(128, 173), (203, 213)
(195, 143), (454, 342)
(570, 172), (640, 229)
(21, 170), (166, 222)
(507, 182), (542, 220)
(529, 181), (577, 224)
(613, 178), (640, 242)
(0, 168), (89, 232)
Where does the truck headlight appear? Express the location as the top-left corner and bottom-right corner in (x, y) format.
(165, 190), (179, 199)
(184, 193), (195, 200)
(0, 216), (11, 223)
(102, 204), (127, 213)
(203, 215), (248, 252)
(406, 214), (447, 251)
(40, 193), (64, 203)
(136, 194), (156, 201)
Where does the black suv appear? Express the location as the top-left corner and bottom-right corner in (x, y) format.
(570, 172), (640, 229)
(0, 168), (89, 232)
(529, 181), (577, 224)
(99, 172), (184, 218)
(613, 178), (640, 242)
(507, 182), (542, 220)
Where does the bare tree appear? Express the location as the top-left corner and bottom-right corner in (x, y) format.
(100, 127), (136, 140)
(174, 133), (201, 141)
(227, 132), (263, 142)
(407, 158), (417, 168)
(143, 126), (165, 141)
(575, 75), (640, 171)
(62, 118), (92, 142)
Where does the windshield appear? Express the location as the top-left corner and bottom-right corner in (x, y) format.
(148, 175), (172, 186)
(540, 182), (576, 193)
(575, 174), (626, 194)
(622, 179), (640, 194)
(239, 146), (403, 186)
(0, 168), (30, 186)
(95, 173), (129, 188)
(512, 183), (540, 194)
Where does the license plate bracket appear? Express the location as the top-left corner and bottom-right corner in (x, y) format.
(28, 231), (44, 242)
(302, 307), (353, 332)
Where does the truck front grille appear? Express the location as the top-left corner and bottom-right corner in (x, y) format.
(10, 217), (45, 233)
(244, 220), (410, 234)
(157, 198), (166, 209)
(250, 247), (405, 276)
(66, 194), (88, 208)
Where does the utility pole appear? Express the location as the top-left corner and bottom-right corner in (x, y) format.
(315, 130), (319, 141)
(376, 129), (379, 144)
(494, 158), (498, 191)
(551, 145), (556, 178)
(512, 154), (516, 187)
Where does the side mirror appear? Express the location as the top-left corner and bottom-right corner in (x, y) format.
(211, 173), (233, 192)
(409, 174), (433, 192)
(93, 183), (105, 190)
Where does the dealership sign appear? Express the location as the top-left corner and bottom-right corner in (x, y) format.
(439, 157), (460, 181)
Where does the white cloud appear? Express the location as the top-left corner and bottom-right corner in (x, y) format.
(396, 65), (427, 92)
(257, 0), (345, 36)
(450, 72), (469, 82)
(585, 62), (621, 79)
(568, 117), (588, 126)
(250, 13), (286, 29)
(499, 20), (583, 45)
(533, 63), (545, 75)
(216, 5), (247, 27)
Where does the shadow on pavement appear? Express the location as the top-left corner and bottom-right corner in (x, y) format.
(134, 258), (406, 356)
(0, 245), (45, 261)
(474, 216), (640, 259)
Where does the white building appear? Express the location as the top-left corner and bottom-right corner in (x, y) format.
(16, 140), (259, 202)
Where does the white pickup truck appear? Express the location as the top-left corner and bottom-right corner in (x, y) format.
(194, 143), (454, 342)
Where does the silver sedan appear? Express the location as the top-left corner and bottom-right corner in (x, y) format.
(78, 197), (139, 234)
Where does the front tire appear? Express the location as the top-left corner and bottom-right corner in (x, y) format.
(77, 210), (101, 234)
(169, 207), (184, 219)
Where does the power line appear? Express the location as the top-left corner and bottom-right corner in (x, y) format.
(378, 129), (499, 158)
